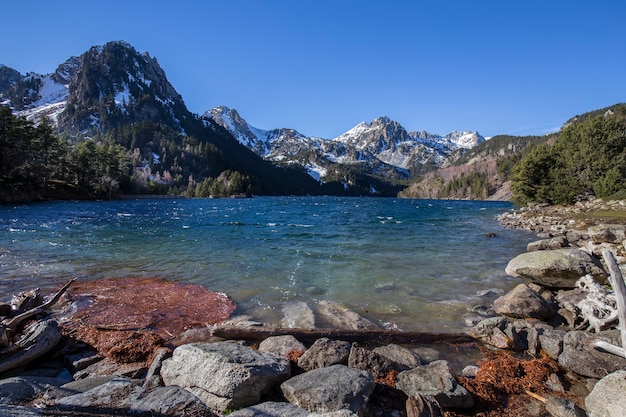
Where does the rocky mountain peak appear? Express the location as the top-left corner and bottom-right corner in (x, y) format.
(57, 41), (190, 136)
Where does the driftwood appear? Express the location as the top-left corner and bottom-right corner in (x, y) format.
(590, 250), (626, 358)
(0, 279), (74, 374)
(211, 325), (475, 345)
(0, 320), (62, 374)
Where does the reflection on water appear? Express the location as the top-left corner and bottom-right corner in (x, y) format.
(0, 197), (534, 332)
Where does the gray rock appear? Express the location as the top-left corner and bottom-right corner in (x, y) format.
(0, 376), (56, 405)
(161, 341), (291, 412)
(468, 317), (524, 351)
(505, 249), (605, 288)
(588, 224), (625, 244)
(396, 360), (473, 409)
(281, 364), (375, 416)
(259, 335), (307, 357)
(585, 369), (626, 417)
(229, 401), (359, 417)
(348, 344), (397, 379)
(527, 236), (569, 252)
(558, 330), (626, 378)
(538, 329), (567, 360)
(372, 344), (422, 369)
(142, 346), (171, 390)
(56, 377), (216, 416)
(228, 401), (311, 417)
(493, 284), (555, 320)
(61, 375), (117, 394)
(72, 357), (147, 380)
(461, 365), (480, 378)
(545, 395), (586, 417)
(0, 405), (42, 417)
(298, 338), (351, 371)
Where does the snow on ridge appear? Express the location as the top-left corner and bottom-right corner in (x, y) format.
(31, 74), (68, 107)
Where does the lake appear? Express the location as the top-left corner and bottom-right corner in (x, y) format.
(0, 196), (534, 332)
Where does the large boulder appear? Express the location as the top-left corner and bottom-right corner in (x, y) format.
(396, 360), (474, 409)
(281, 364), (375, 416)
(505, 249), (605, 288)
(160, 342), (290, 412)
(493, 284), (555, 320)
(585, 370), (626, 417)
(558, 330), (626, 378)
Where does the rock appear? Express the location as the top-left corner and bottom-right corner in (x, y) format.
(72, 357), (147, 380)
(537, 329), (567, 360)
(468, 317), (523, 351)
(396, 360), (474, 409)
(0, 376), (57, 406)
(56, 377), (216, 416)
(281, 364), (375, 416)
(316, 301), (379, 330)
(505, 249), (606, 288)
(282, 301), (316, 328)
(372, 344), (422, 369)
(160, 341), (291, 412)
(61, 375), (117, 394)
(259, 335), (307, 357)
(348, 343), (421, 380)
(142, 346), (171, 390)
(348, 344), (397, 379)
(585, 369), (626, 417)
(527, 236), (569, 252)
(588, 224), (625, 244)
(493, 284), (555, 320)
(461, 366), (480, 378)
(297, 338), (351, 371)
(229, 401), (359, 416)
(558, 330), (626, 378)
(545, 395), (586, 417)
(0, 405), (42, 417)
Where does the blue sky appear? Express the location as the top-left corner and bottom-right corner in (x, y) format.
(3, 1), (625, 138)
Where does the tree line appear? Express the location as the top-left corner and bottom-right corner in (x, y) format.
(510, 104), (626, 205)
(0, 106), (255, 201)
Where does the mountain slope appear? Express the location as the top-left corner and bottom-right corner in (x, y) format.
(206, 106), (486, 182)
(0, 41), (324, 198)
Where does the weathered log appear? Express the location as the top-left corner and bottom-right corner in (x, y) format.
(590, 250), (626, 358)
(210, 325), (475, 345)
(0, 319), (62, 374)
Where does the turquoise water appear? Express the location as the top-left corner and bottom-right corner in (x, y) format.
(0, 197), (534, 332)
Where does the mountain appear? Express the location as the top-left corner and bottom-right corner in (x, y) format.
(206, 106), (486, 182)
(0, 41), (325, 199)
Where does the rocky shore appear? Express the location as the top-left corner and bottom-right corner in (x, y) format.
(3, 198), (626, 416)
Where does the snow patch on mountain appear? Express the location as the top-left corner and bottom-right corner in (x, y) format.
(205, 106), (485, 182)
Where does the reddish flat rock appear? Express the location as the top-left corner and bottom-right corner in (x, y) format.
(61, 277), (236, 363)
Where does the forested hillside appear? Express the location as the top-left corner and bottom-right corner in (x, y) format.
(399, 134), (551, 200)
(510, 103), (626, 205)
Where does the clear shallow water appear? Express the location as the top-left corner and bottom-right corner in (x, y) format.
(0, 197), (535, 332)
